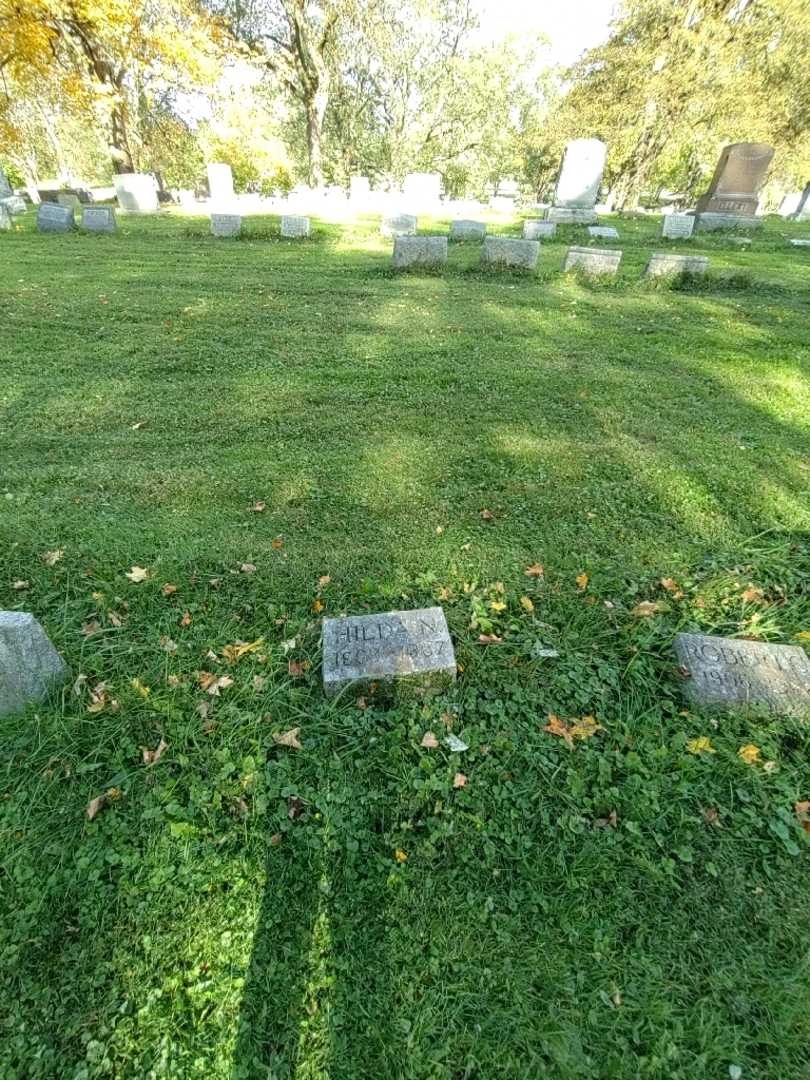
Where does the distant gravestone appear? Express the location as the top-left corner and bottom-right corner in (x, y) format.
(350, 175), (371, 202)
(211, 213), (241, 237)
(563, 245), (621, 275)
(0, 169), (11, 198)
(2, 196), (26, 215)
(674, 632), (810, 716)
(523, 220), (556, 240)
(449, 219), (486, 240)
(37, 202), (74, 233)
(402, 172), (442, 208)
(694, 142), (773, 229)
(281, 215), (310, 238)
(547, 207), (599, 225)
(789, 239), (810, 247)
(82, 206), (116, 233)
(57, 192), (81, 210)
(207, 162), (234, 202)
(322, 607), (456, 698)
(0, 612), (69, 717)
(645, 252), (708, 277)
(481, 236), (539, 270)
(393, 235), (447, 268)
(662, 214), (695, 239)
(793, 182), (810, 221)
(588, 225), (619, 239)
(0, 204), (10, 231)
(381, 213), (417, 237)
(114, 173), (159, 213)
(550, 138), (607, 224)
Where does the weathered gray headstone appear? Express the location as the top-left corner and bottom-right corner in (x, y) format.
(37, 202), (74, 233)
(588, 225), (619, 239)
(211, 213), (241, 237)
(789, 238), (810, 247)
(393, 235), (447, 268)
(449, 219), (486, 240)
(114, 172), (159, 213)
(0, 169), (11, 198)
(481, 236), (539, 270)
(322, 607), (456, 697)
(1, 195), (26, 216)
(0, 203), (10, 231)
(695, 142), (774, 217)
(674, 632), (810, 716)
(57, 192), (81, 210)
(553, 138), (607, 209)
(0, 612), (69, 717)
(207, 162), (234, 202)
(645, 252), (708, 277)
(523, 220), (556, 240)
(563, 245), (621, 275)
(547, 207), (598, 225)
(381, 213), (417, 238)
(281, 215), (310, 238)
(661, 214), (695, 239)
(793, 182), (810, 221)
(82, 206), (116, 233)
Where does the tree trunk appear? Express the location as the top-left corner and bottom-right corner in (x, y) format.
(110, 97), (134, 174)
(305, 87), (328, 185)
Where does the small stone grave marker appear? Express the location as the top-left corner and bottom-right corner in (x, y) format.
(393, 235), (447, 268)
(322, 607), (456, 697)
(588, 225), (619, 239)
(281, 215), (310, 238)
(523, 220), (556, 240)
(82, 206), (116, 233)
(674, 633), (810, 716)
(662, 214), (694, 239)
(645, 252), (708, 277)
(481, 236), (539, 270)
(211, 213), (241, 237)
(0, 612), (69, 717)
(37, 203), (74, 233)
(381, 213), (417, 238)
(563, 245), (621, 275)
(1, 195), (26, 216)
(789, 239), (810, 247)
(449, 219), (486, 240)
(0, 204), (10, 231)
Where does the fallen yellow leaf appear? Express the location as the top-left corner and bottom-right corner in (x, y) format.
(394, 849), (408, 863)
(520, 595), (534, 612)
(576, 573), (589, 591)
(318, 575), (331, 587)
(161, 583), (178, 596)
(686, 736), (716, 755)
(525, 563), (544, 578)
(632, 600), (665, 617)
(738, 744), (761, 765)
(543, 713), (574, 749)
(489, 600), (507, 612)
(222, 638), (264, 664)
(125, 565), (149, 583)
(570, 715), (604, 740)
(43, 549), (64, 566)
(131, 678), (150, 699)
(271, 537), (284, 550)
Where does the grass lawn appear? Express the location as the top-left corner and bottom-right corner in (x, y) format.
(1, 207), (810, 1079)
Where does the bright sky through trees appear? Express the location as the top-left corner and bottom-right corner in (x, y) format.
(474, 0), (616, 62)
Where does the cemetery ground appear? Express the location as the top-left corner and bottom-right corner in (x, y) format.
(2, 207), (810, 1080)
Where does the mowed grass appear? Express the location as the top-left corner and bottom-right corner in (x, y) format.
(1, 207), (810, 1079)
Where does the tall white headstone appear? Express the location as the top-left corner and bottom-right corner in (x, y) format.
(402, 173), (442, 210)
(554, 139), (608, 209)
(114, 173), (159, 213)
(207, 162), (234, 202)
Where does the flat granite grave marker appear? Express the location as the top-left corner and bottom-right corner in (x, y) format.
(789, 239), (810, 247)
(381, 213), (417, 237)
(588, 225), (619, 239)
(82, 206), (116, 233)
(0, 612), (69, 717)
(37, 202), (74, 233)
(449, 219), (486, 240)
(674, 633), (810, 716)
(662, 214), (695, 239)
(481, 236), (539, 270)
(563, 245), (621, 275)
(645, 252), (709, 277)
(211, 213), (241, 237)
(393, 235), (447, 268)
(281, 215), (310, 238)
(523, 220), (556, 240)
(323, 607), (456, 697)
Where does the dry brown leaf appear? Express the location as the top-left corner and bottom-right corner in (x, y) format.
(480, 509), (494, 521)
(570, 715), (604, 740)
(86, 794), (107, 820)
(43, 549), (64, 566)
(318, 574), (331, 588)
(632, 600), (665, 617)
(167, 674), (182, 687)
(703, 806), (721, 827)
(222, 637), (264, 664)
(161, 583), (178, 596)
(125, 565), (149, 583)
(453, 772), (468, 788)
(794, 801), (810, 834)
(81, 620), (101, 637)
(179, 611), (192, 627)
(477, 633), (502, 644)
(543, 713), (574, 748)
(196, 700), (212, 720)
(240, 563), (257, 574)
(107, 610), (123, 628)
(525, 563), (544, 578)
(131, 420), (147, 430)
(741, 585), (764, 603)
(270, 833), (283, 845)
(594, 810), (618, 829)
(198, 672), (234, 696)
(312, 598), (324, 614)
(287, 796), (306, 819)
(86, 682), (110, 714)
(660, 577), (679, 593)
(12, 580), (29, 591)
(250, 500), (267, 512)
(142, 738), (169, 766)
(160, 635), (177, 653)
(252, 675), (267, 691)
(271, 537), (284, 550)
(288, 659), (310, 677)
(420, 731), (439, 749)
(273, 727), (303, 750)
(576, 573), (589, 591)
(355, 696), (368, 710)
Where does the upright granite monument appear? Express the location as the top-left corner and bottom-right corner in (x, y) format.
(693, 142), (774, 230)
(0, 612), (69, 717)
(548, 139), (607, 225)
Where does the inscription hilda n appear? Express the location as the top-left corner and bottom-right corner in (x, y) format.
(333, 614), (447, 668)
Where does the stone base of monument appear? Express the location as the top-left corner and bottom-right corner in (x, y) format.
(393, 236), (447, 268)
(674, 632), (810, 716)
(563, 246), (622, 275)
(547, 207), (598, 225)
(693, 212), (763, 232)
(523, 220), (556, 240)
(0, 612), (69, 717)
(480, 237), (539, 270)
(645, 253), (709, 278)
(322, 607), (456, 698)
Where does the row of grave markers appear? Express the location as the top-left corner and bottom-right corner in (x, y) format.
(2, 606), (809, 718)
